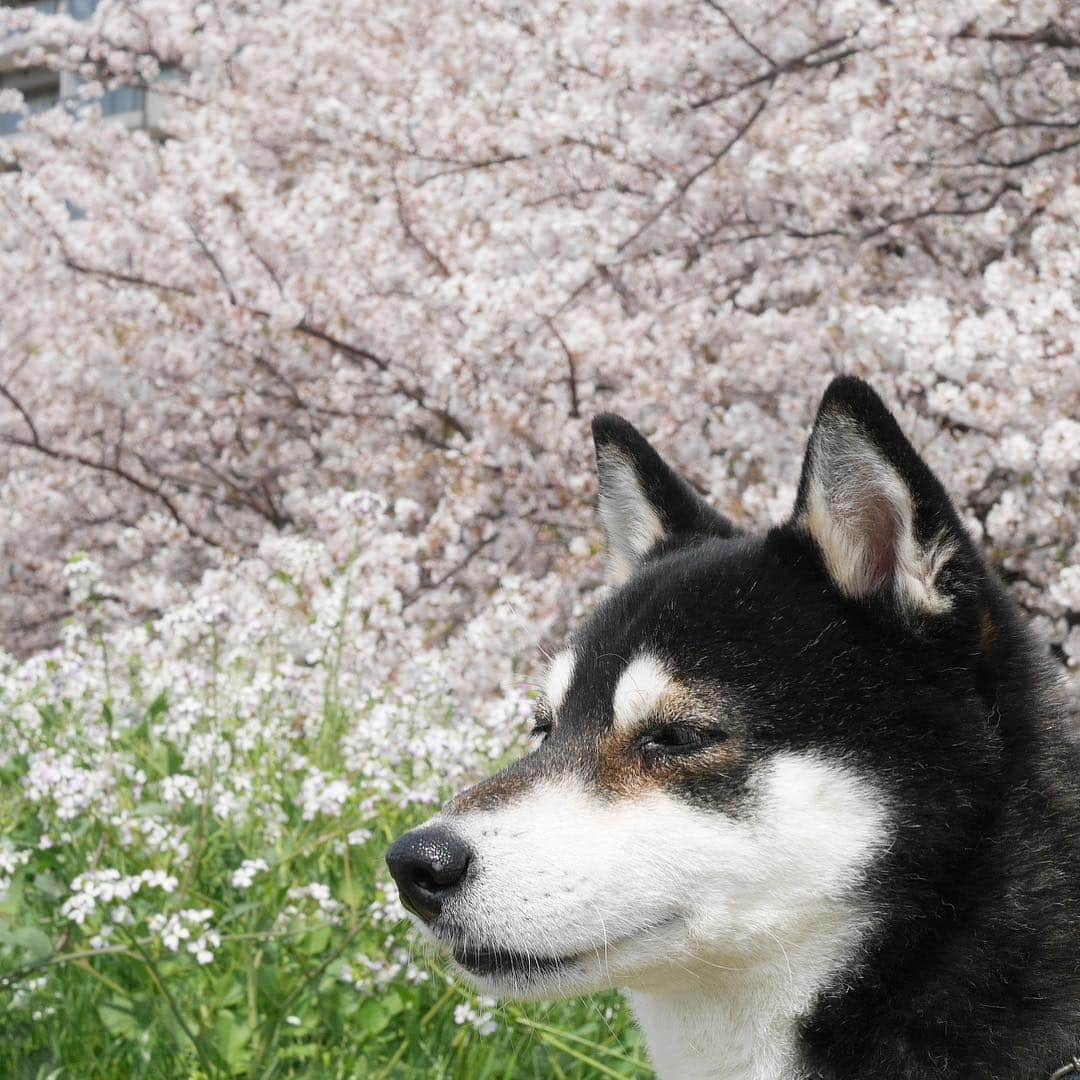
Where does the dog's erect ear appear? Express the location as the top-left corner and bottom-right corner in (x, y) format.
(592, 414), (736, 585)
(791, 376), (977, 614)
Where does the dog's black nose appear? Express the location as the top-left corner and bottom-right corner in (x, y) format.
(385, 824), (472, 923)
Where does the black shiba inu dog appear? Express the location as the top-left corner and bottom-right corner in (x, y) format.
(388, 376), (1080, 1079)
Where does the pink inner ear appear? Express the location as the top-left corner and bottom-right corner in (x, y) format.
(842, 485), (901, 598)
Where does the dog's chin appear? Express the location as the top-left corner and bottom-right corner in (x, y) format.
(429, 915), (685, 1001)
(449, 941), (611, 1000)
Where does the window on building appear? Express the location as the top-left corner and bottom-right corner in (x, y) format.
(100, 84), (145, 117)
(0, 68), (60, 134)
(67, 0), (98, 20)
(1, 1), (61, 13)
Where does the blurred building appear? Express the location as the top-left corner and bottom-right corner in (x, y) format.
(1, 0), (169, 134)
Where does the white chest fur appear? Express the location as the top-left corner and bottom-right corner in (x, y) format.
(625, 903), (872, 1080)
(627, 982), (804, 1080)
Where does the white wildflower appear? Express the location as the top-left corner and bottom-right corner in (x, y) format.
(231, 858), (269, 890)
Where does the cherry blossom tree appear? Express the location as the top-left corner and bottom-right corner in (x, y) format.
(0, 0), (1077, 703)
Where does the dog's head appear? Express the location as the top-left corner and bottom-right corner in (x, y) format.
(387, 376), (1009, 1000)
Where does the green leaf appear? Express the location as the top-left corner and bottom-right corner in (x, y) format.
(297, 924), (331, 956)
(9, 926), (51, 961)
(257, 963), (283, 1000)
(213, 1010), (252, 1073)
(355, 999), (391, 1039)
(98, 998), (143, 1043)
(0, 878), (26, 919)
(215, 977), (246, 1009)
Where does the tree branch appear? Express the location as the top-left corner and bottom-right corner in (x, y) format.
(0, 382), (220, 547)
(59, 258), (474, 442)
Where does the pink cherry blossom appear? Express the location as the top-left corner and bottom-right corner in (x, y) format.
(0, 0), (1075, 715)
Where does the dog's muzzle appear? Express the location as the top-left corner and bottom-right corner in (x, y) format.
(385, 824), (472, 923)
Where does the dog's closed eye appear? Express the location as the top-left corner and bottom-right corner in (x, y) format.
(638, 723), (728, 759)
(529, 704), (554, 742)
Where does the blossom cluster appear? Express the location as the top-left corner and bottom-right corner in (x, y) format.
(147, 908), (220, 965)
(455, 997), (499, 1037)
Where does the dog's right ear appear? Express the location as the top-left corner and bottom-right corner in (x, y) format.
(591, 414), (737, 585)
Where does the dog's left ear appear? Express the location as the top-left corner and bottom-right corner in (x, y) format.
(790, 376), (980, 615)
(592, 414), (737, 585)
